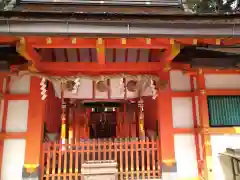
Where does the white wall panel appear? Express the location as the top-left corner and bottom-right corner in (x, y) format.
(205, 74), (240, 89)
(174, 134), (198, 178)
(211, 135), (240, 180)
(110, 78), (124, 99)
(125, 77), (138, 99)
(9, 75), (30, 94)
(95, 83), (108, 99)
(63, 78), (154, 99)
(1, 139), (26, 180)
(64, 79), (93, 99)
(6, 100), (29, 132)
(170, 70), (191, 91)
(172, 97), (193, 128)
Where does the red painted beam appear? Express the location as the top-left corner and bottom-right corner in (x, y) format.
(0, 132), (26, 139)
(2, 36), (240, 47)
(38, 62), (164, 75)
(206, 89), (240, 96)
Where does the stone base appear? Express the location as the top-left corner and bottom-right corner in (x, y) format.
(162, 162), (177, 173)
(82, 174), (118, 180)
(22, 166), (40, 180)
(81, 160), (118, 180)
(162, 172), (178, 180)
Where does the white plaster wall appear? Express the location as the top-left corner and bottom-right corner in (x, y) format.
(1, 139), (26, 180)
(64, 78), (93, 99)
(174, 134), (198, 178)
(9, 75), (30, 94)
(94, 81), (108, 99)
(172, 97), (194, 128)
(6, 100), (29, 132)
(170, 70), (191, 91)
(205, 74), (240, 89)
(64, 77), (152, 99)
(211, 135), (240, 180)
(110, 78), (124, 99)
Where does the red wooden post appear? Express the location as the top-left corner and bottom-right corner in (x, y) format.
(196, 69), (214, 180)
(23, 77), (46, 179)
(157, 71), (177, 178)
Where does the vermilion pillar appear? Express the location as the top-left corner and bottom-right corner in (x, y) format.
(196, 69), (213, 180)
(23, 77), (45, 179)
(157, 71), (177, 178)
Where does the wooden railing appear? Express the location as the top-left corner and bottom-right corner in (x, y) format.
(41, 137), (161, 180)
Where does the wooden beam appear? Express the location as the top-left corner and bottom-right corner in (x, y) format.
(2, 36), (240, 48)
(171, 91), (195, 97)
(206, 89), (240, 96)
(24, 77), (45, 176)
(0, 132), (26, 139)
(16, 38), (42, 68)
(173, 128), (195, 134)
(208, 127), (240, 134)
(27, 37), (170, 49)
(190, 76), (202, 177)
(38, 62), (164, 75)
(174, 127), (240, 135)
(161, 43), (181, 63)
(157, 71), (177, 177)
(96, 38), (106, 65)
(181, 68), (240, 75)
(196, 69), (214, 180)
(22, 36), (240, 48)
(3, 94), (29, 100)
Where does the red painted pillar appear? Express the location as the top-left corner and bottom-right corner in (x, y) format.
(157, 71), (177, 178)
(23, 77), (46, 178)
(196, 69), (213, 180)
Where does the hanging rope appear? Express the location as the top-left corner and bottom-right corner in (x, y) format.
(60, 83), (67, 151)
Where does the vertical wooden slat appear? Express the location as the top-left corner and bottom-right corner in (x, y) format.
(63, 144), (67, 180)
(141, 139), (145, 179)
(81, 142), (84, 169)
(119, 139), (123, 180)
(157, 139), (161, 178)
(125, 138), (129, 179)
(109, 138), (112, 160)
(57, 144), (62, 180)
(114, 139), (117, 162)
(98, 139), (101, 161)
(52, 142), (57, 178)
(41, 143), (45, 179)
(69, 143), (73, 180)
(130, 139), (134, 179)
(92, 139), (96, 160)
(103, 139), (107, 160)
(46, 143), (51, 180)
(151, 137), (156, 179)
(87, 140), (90, 161)
(146, 137), (150, 179)
(136, 139), (140, 179)
(75, 142), (79, 179)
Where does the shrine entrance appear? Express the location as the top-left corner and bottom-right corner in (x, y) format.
(86, 102), (118, 139)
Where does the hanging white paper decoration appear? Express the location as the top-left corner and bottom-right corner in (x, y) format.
(150, 79), (158, 100)
(72, 78), (80, 94)
(119, 77), (125, 95)
(40, 78), (47, 100)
